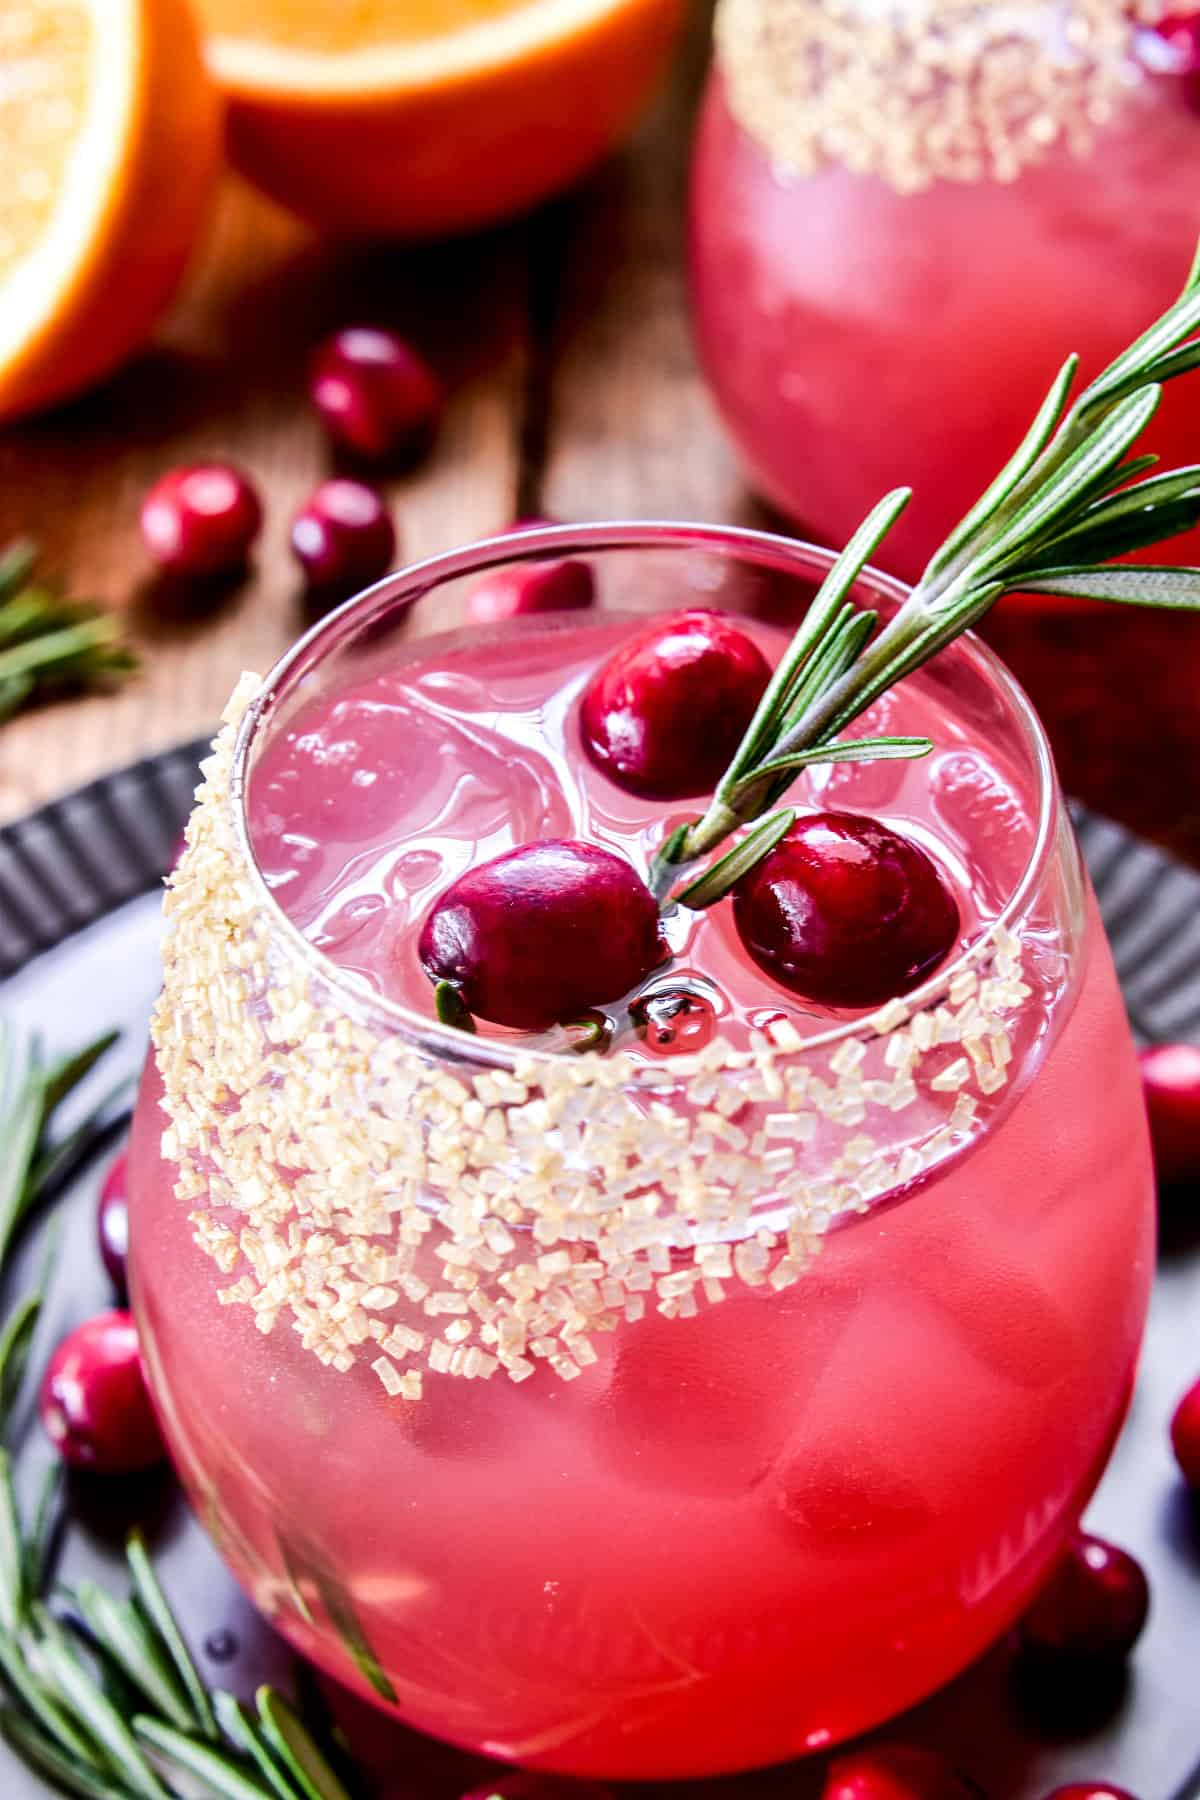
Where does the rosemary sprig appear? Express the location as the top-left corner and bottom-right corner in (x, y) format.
(651, 242), (1200, 908)
(0, 1017), (369, 1800)
(0, 541), (137, 725)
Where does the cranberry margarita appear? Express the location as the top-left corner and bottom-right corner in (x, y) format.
(130, 529), (1151, 1778)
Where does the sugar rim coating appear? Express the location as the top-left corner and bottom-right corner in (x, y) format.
(716, 0), (1196, 194)
(152, 673), (1045, 1401)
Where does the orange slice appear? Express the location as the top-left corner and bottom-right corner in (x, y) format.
(0, 0), (222, 422)
(193, 0), (685, 238)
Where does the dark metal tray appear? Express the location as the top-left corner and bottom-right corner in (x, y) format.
(1, 752), (1198, 1800)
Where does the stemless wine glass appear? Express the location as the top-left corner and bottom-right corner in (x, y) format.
(687, 0), (1200, 860)
(129, 525), (1154, 1781)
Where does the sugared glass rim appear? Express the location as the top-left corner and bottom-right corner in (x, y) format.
(229, 520), (1060, 1072)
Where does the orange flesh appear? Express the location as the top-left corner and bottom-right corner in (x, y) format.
(0, 3), (93, 282)
(192, 0), (532, 52)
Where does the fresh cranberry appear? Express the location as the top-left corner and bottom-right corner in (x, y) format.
(1020, 1532), (1149, 1662)
(1039, 1786), (1140, 1800)
(97, 1151), (130, 1294)
(1138, 1042), (1200, 1186)
(309, 327), (443, 462)
(40, 1310), (164, 1475)
(632, 987), (717, 1054)
(141, 464), (262, 578)
(419, 839), (664, 1030)
(291, 479), (396, 599)
(467, 557), (594, 624)
(1171, 1375), (1200, 1488)
(822, 1744), (979, 1800)
(732, 811), (959, 1008)
(580, 608), (771, 800)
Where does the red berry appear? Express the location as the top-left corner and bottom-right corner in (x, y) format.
(632, 987), (717, 1055)
(732, 811), (959, 1008)
(1170, 1375), (1200, 1488)
(467, 558), (594, 624)
(822, 1744), (979, 1800)
(1040, 1787), (1140, 1800)
(40, 1311), (164, 1475)
(580, 608), (771, 800)
(291, 479), (396, 598)
(309, 327), (443, 462)
(419, 839), (664, 1030)
(1137, 1041), (1200, 1186)
(97, 1151), (130, 1294)
(1021, 1532), (1149, 1661)
(141, 464), (262, 578)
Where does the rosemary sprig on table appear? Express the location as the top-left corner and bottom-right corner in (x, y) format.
(0, 541), (137, 725)
(0, 1024), (365, 1799)
(650, 245), (1200, 906)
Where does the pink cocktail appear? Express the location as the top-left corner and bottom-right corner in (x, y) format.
(688, 1), (1200, 859)
(130, 526), (1154, 1779)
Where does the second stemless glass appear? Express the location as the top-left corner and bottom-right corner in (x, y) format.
(129, 526), (1154, 1780)
(688, 0), (1200, 860)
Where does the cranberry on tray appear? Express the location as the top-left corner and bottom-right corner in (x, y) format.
(732, 810), (959, 1008)
(1020, 1532), (1150, 1663)
(1170, 1375), (1200, 1488)
(581, 608), (771, 800)
(1137, 1041), (1200, 1186)
(419, 839), (664, 1030)
(40, 1310), (165, 1475)
(821, 1744), (980, 1799)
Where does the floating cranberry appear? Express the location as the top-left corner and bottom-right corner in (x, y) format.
(97, 1151), (130, 1294)
(141, 464), (262, 578)
(822, 1743), (979, 1800)
(1039, 1786), (1140, 1800)
(309, 327), (443, 462)
(632, 987), (717, 1055)
(467, 558), (594, 625)
(1137, 1042), (1200, 1186)
(1171, 1375), (1200, 1489)
(40, 1310), (164, 1475)
(1020, 1532), (1149, 1662)
(291, 479), (396, 599)
(580, 608), (771, 800)
(419, 839), (664, 1030)
(732, 811), (959, 1008)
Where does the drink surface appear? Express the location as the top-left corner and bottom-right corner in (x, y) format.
(249, 610), (1020, 1050)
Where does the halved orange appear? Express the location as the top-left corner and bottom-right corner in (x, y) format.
(193, 0), (686, 238)
(0, 0), (222, 422)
